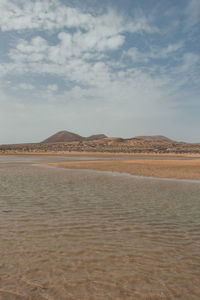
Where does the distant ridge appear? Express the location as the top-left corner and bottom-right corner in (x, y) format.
(42, 131), (173, 144)
(2, 132), (200, 154)
(87, 134), (107, 141)
(41, 131), (108, 143)
(135, 135), (174, 142)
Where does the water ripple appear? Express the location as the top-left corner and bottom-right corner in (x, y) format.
(0, 156), (200, 299)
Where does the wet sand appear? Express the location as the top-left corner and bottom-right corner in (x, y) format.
(40, 158), (200, 180)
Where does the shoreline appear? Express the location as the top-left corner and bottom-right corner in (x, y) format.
(37, 158), (200, 181)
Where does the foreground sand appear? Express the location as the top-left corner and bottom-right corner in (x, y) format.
(39, 158), (200, 180)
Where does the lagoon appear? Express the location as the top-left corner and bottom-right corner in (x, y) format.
(0, 155), (200, 299)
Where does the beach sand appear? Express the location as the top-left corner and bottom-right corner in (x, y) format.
(39, 158), (200, 180)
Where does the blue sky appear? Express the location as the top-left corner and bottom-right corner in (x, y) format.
(0, 0), (199, 143)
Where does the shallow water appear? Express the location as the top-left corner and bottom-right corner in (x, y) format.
(0, 156), (200, 299)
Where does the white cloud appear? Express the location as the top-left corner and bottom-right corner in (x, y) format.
(174, 53), (200, 86)
(0, 0), (158, 35)
(182, 53), (199, 70)
(47, 84), (58, 92)
(8, 25), (125, 67)
(126, 14), (159, 34)
(8, 30), (125, 77)
(125, 47), (148, 63)
(125, 42), (183, 63)
(2, 0), (160, 90)
(9, 36), (48, 62)
(186, 0), (200, 27)
(7, 7), (155, 65)
(18, 83), (34, 90)
(0, 0), (92, 31)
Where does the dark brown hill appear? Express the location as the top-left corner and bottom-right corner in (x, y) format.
(42, 131), (108, 143)
(42, 131), (84, 143)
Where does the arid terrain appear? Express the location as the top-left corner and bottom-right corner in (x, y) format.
(1, 130), (200, 155)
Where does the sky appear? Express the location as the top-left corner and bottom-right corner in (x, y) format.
(0, 0), (200, 144)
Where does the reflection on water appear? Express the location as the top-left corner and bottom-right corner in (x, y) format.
(0, 156), (200, 299)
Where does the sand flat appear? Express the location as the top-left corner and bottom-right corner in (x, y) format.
(40, 158), (200, 180)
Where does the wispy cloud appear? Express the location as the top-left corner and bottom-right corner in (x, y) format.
(185, 0), (200, 27)
(125, 42), (184, 62)
(0, 0), (157, 34)
(18, 83), (34, 90)
(47, 84), (58, 92)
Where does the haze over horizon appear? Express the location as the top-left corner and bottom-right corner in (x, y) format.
(0, 0), (200, 144)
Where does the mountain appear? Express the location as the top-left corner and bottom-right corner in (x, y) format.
(2, 132), (200, 154)
(135, 135), (174, 142)
(41, 131), (107, 143)
(42, 130), (84, 143)
(42, 131), (173, 144)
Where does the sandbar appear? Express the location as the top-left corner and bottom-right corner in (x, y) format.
(39, 158), (200, 180)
